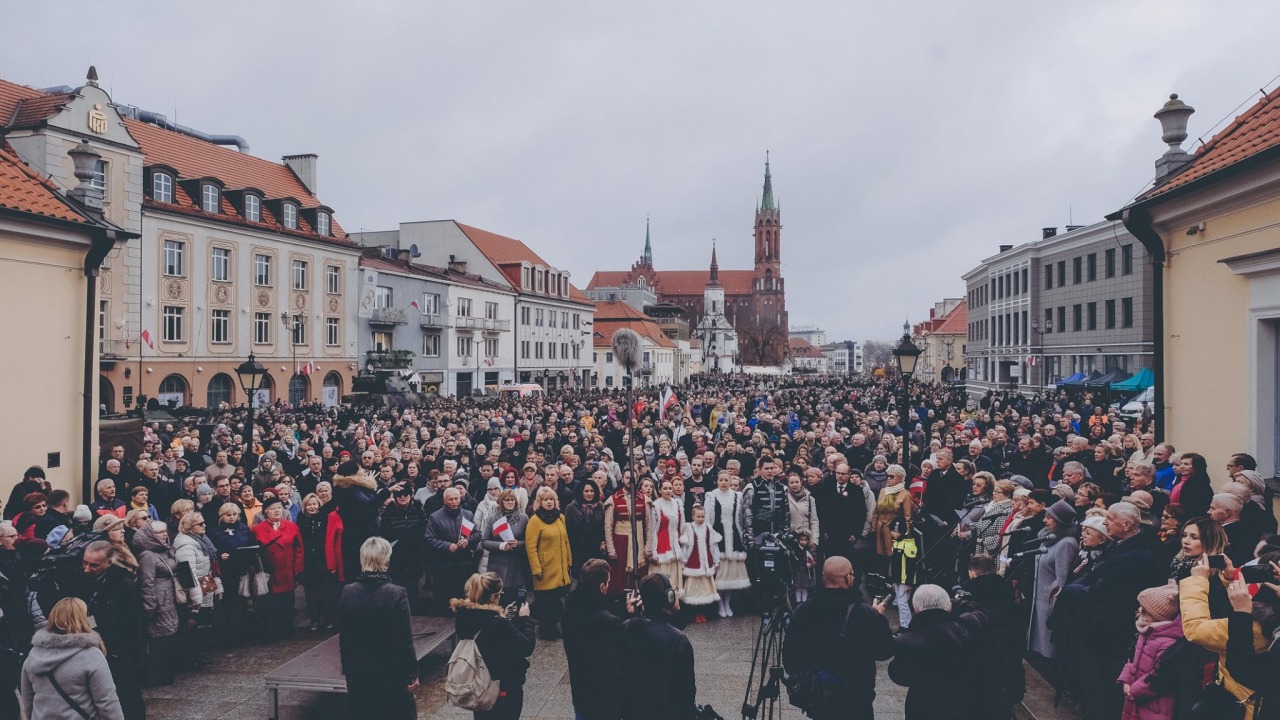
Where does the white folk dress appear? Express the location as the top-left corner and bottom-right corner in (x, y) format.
(681, 521), (721, 607)
(648, 497), (686, 588)
(706, 488), (750, 590)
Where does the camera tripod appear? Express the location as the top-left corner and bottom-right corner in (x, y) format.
(741, 597), (792, 720)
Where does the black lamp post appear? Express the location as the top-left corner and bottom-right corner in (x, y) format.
(892, 333), (921, 469)
(235, 353), (267, 473)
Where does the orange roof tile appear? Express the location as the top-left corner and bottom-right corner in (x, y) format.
(788, 336), (824, 358)
(0, 147), (91, 225)
(932, 300), (968, 335)
(592, 300), (675, 348)
(587, 269), (755, 296)
(1144, 87), (1280, 199)
(593, 299), (651, 320)
(9, 93), (73, 128)
(455, 222), (594, 305)
(0, 78), (55, 126)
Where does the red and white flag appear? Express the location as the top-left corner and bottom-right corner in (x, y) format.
(660, 387), (679, 421)
(409, 299), (421, 312)
(300, 361), (317, 376)
(139, 329), (154, 350)
(491, 518), (515, 543)
(459, 518), (475, 539)
(483, 358), (494, 367)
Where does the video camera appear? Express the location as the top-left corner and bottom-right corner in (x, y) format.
(754, 530), (802, 608)
(863, 571), (893, 600)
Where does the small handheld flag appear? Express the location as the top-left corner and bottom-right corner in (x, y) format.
(459, 518), (475, 539)
(492, 518), (515, 543)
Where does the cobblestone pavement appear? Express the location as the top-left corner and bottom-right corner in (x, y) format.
(142, 603), (1081, 720)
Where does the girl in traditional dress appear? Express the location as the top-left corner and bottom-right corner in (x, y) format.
(603, 469), (647, 595)
(706, 470), (750, 617)
(648, 478), (686, 588)
(680, 504), (720, 623)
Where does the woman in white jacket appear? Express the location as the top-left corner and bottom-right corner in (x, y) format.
(648, 478), (686, 588)
(174, 510), (222, 663)
(706, 471), (750, 617)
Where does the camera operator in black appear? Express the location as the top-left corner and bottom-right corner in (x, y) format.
(951, 554), (1025, 719)
(782, 556), (894, 720)
(620, 573), (696, 720)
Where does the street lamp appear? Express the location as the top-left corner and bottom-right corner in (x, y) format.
(1031, 317), (1054, 391)
(891, 333), (921, 469)
(235, 353), (267, 473)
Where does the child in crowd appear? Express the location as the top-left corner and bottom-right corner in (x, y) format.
(680, 504), (720, 623)
(1117, 584), (1183, 720)
(792, 530), (818, 604)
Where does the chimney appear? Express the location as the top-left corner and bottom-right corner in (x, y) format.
(396, 248), (411, 266)
(1042, 227), (1057, 239)
(67, 140), (104, 215)
(1154, 94), (1196, 183)
(999, 244), (1013, 253)
(283, 153), (318, 194)
(447, 254), (467, 273)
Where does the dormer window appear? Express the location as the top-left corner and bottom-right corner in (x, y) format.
(282, 203), (298, 230)
(243, 194), (261, 222)
(152, 172), (173, 203)
(316, 211), (330, 236)
(201, 184), (220, 213)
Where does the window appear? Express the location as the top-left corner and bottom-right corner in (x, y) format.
(1086, 302), (1097, 331)
(316, 212), (330, 236)
(593, 352), (598, 362)
(254, 312), (271, 344)
(1057, 261), (1066, 287)
(207, 374), (232, 408)
(201, 184), (220, 213)
(372, 331), (392, 352)
(162, 306), (184, 342)
(1022, 268), (1028, 294)
(561, 311), (569, 328)
(1044, 263), (1053, 290)
(374, 286), (392, 309)
(292, 317), (307, 345)
(520, 307), (530, 325)
(209, 309), (231, 344)
(520, 340), (529, 359)
(1012, 272), (1018, 296)
(292, 259), (308, 291)
(605, 376), (614, 387)
(605, 351), (613, 363)
(244, 194), (261, 222)
(423, 334), (441, 357)
(1122, 244), (1134, 275)
(485, 302), (499, 320)
(549, 343), (556, 360)
(211, 247), (230, 282)
(282, 203), (297, 230)
(98, 300), (108, 353)
(535, 342), (544, 360)
(1044, 308), (1053, 331)
(1105, 248), (1116, 278)
(325, 317), (339, 346)
(1057, 306), (1066, 334)
(152, 172), (173, 203)
(535, 308), (544, 326)
(1105, 299), (1116, 329)
(562, 342), (569, 359)
(535, 269), (544, 293)
(423, 293), (440, 315)
(484, 338), (498, 357)
(456, 298), (472, 317)
(643, 351), (652, 364)
(1087, 253), (1097, 282)
(254, 254), (272, 286)
(1073, 257), (1082, 284)
(1122, 297), (1134, 328)
(458, 336), (473, 358)
(573, 314), (580, 329)
(91, 159), (107, 192)
(1072, 304), (1082, 332)
(163, 240), (184, 276)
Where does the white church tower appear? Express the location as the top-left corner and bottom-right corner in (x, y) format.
(696, 243), (738, 373)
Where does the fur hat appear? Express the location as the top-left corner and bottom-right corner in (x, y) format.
(1137, 584), (1180, 622)
(1080, 515), (1111, 540)
(1046, 500), (1076, 527)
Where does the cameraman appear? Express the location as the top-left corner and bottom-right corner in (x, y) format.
(782, 556), (894, 720)
(621, 573), (696, 720)
(952, 555), (1024, 719)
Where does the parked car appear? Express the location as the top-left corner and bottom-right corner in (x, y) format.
(1113, 386), (1155, 420)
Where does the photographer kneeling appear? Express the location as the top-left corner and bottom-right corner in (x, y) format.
(782, 556), (895, 720)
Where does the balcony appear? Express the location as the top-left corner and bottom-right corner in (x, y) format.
(419, 314), (448, 329)
(454, 316), (511, 332)
(365, 349), (414, 370)
(370, 307), (408, 327)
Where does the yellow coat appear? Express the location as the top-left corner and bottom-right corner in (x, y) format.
(1179, 575), (1270, 719)
(526, 513), (573, 591)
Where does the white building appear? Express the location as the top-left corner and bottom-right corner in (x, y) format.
(591, 301), (676, 387)
(789, 325), (827, 347)
(693, 245), (739, 373)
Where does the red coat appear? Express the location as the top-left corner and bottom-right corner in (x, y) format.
(325, 511), (345, 582)
(252, 519), (304, 593)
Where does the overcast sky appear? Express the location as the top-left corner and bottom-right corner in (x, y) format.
(9, 2), (1280, 342)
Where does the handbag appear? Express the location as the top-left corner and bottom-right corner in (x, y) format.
(239, 558), (271, 597)
(1192, 677), (1249, 720)
(173, 578), (188, 605)
(198, 574), (219, 595)
(45, 671), (95, 720)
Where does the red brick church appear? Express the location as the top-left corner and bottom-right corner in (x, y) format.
(587, 157), (789, 366)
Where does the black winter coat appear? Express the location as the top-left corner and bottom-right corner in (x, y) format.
(565, 500), (606, 573)
(337, 573), (416, 686)
(954, 573), (1025, 714)
(452, 603), (536, 690)
(71, 566), (144, 668)
(1227, 610), (1280, 720)
(888, 608), (987, 720)
(562, 587), (624, 720)
(1056, 532), (1161, 657)
(620, 613), (696, 720)
(782, 587), (894, 709)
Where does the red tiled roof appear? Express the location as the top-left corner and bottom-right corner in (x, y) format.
(0, 147), (90, 225)
(9, 93), (73, 128)
(1143, 87), (1280, 199)
(358, 253), (514, 292)
(592, 301), (675, 348)
(0, 78), (57, 126)
(932, 300), (968, 335)
(455, 222), (593, 305)
(587, 269), (755, 296)
(593, 299), (651, 320)
(788, 337), (824, 358)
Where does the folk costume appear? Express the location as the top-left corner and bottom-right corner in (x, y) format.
(604, 486), (648, 594)
(648, 496), (686, 588)
(706, 486), (750, 617)
(680, 520), (721, 608)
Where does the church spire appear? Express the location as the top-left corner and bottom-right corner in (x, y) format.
(642, 217), (653, 266)
(760, 151), (775, 211)
(708, 240), (720, 286)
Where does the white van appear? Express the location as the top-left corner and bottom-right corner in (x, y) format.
(1117, 387), (1155, 420)
(498, 383), (544, 400)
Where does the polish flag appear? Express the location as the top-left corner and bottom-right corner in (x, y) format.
(483, 358), (494, 367)
(300, 361), (317, 376)
(409, 299), (421, 312)
(660, 387), (679, 421)
(459, 518), (475, 538)
(140, 329), (154, 350)
(491, 518), (515, 543)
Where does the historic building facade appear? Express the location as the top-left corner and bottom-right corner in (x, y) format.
(587, 158), (790, 366)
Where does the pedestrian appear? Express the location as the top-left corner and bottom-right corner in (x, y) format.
(887, 584), (987, 720)
(451, 571), (536, 720)
(481, 490), (529, 602)
(425, 486), (478, 614)
(1027, 500), (1078, 660)
(705, 470), (749, 616)
(526, 486), (572, 640)
(564, 480), (606, 577)
(20, 596), (125, 720)
(133, 520), (182, 686)
(562, 559), (635, 720)
(1117, 584), (1184, 720)
(604, 470), (648, 595)
(681, 503), (720, 621)
(73, 541), (145, 720)
(337, 537), (417, 720)
(620, 573), (697, 720)
(648, 478), (686, 589)
(251, 496), (304, 639)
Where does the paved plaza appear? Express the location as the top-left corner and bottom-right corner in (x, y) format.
(141, 599), (1081, 720)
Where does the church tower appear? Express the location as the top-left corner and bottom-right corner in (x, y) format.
(696, 241), (737, 373)
(745, 153), (788, 365)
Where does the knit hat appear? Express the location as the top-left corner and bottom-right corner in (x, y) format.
(1080, 515), (1111, 540)
(1052, 484), (1076, 503)
(872, 454), (887, 465)
(487, 477), (502, 491)
(72, 505), (92, 523)
(1137, 584), (1179, 622)
(1046, 500), (1076, 527)
(196, 483), (213, 498)
(260, 496), (283, 513)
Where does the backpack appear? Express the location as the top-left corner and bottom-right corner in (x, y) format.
(446, 627), (501, 711)
(784, 602), (858, 713)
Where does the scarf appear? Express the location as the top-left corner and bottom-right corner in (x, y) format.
(536, 507), (561, 524)
(883, 484), (905, 496)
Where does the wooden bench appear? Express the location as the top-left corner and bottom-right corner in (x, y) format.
(263, 616), (456, 720)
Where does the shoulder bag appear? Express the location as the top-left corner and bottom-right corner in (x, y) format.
(45, 670), (95, 720)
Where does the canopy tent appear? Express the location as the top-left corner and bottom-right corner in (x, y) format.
(1056, 372), (1086, 387)
(1059, 370), (1102, 390)
(1085, 369), (1131, 389)
(1112, 367), (1154, 392)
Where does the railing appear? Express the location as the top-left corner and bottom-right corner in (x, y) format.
(370, 307), (408, 326)
(100, 339), (134, 358)
(454, 316), (511, 332)
(365, 349), (414, 369)
(419, 314), (448, 329)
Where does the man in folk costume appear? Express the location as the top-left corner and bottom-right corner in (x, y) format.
(604, 472), (648, 594)
(648, 478), (687, 589)
(681, 503), (720, 623)
(706, 470), (750, 617)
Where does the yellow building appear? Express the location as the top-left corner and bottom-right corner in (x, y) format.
(913, 299), (967, 384)
(1115, 91), (1280, 480)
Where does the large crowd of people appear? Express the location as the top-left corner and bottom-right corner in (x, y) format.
(0, 374), (1277, 720)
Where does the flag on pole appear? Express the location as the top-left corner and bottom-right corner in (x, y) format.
(300, 361), (317, 376)
(483, 358), (494, 367)
(491, 518), (515, 543)
(660, 387), (679, 421)
(459, 518), (475, 539)
(409, 299), (421, 312)
(139, 329), (154, 350)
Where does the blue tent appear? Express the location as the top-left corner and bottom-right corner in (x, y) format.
(1056, 372), (1085, 387)
(1112, 367), (1154, 392)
